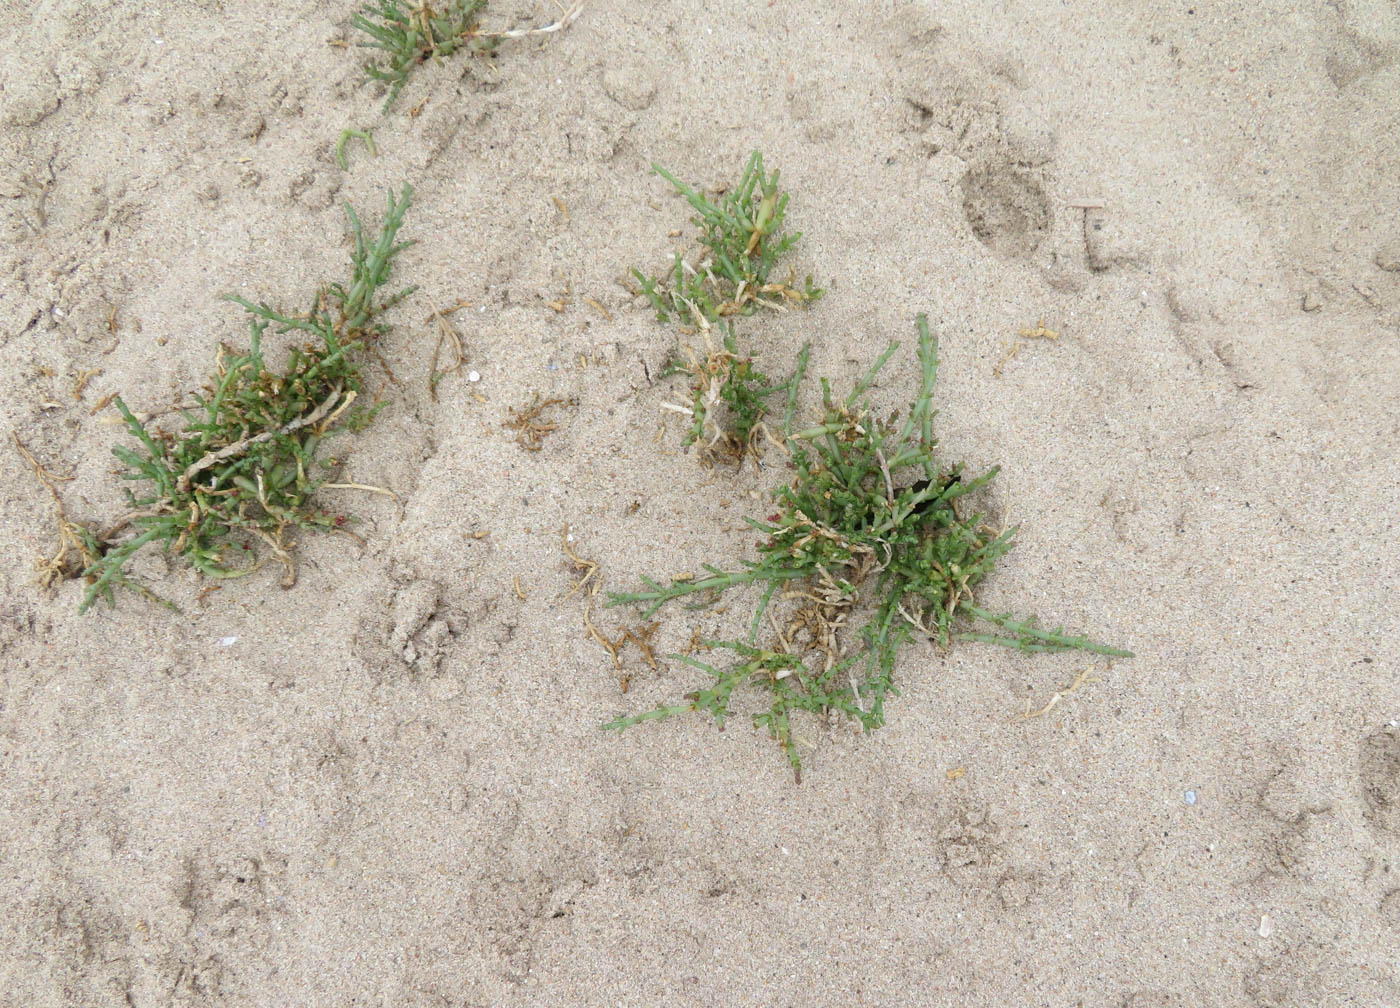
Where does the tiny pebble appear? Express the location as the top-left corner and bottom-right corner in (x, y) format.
(217, 636), (238, 647)
(1184, 790), (1197, 805)
(467, 371), (480, 383)
(1258, 913), (1273, 938)
(256, 811), (268, 827)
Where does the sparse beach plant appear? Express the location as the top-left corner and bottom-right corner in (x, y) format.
(634, 150), (823, 329)
(638, 151), (823, 463)
(351, 0), (583, 112)
(351, 0), (495, 112)
(606, 314), (1131, 778)
(76, 186), (417, 613)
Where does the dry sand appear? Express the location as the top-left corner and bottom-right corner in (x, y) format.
(2, 1), (1399, 1005)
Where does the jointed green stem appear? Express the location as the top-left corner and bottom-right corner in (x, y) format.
(956, 605), (1135, 657)
(607, 564), (810, 620)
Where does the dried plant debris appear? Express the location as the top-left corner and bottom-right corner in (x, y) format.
(1016, 666), (1101, 721)
(994, 318), (1060, 377)
(15, 434), (108, 595)
(70, 186), (417, 613)
(560, 526), (663, 692)
(634, 150), (822, 330)
(594, 621), (663, 694)
(505, 393), (576, 451)
(425, 296), (470, 399)
(606, 314), (1132, 779)
(351, 0), (583, 111)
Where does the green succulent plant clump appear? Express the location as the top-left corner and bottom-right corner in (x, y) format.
(607, 315), (1132, 779)
(634, 150), (823, 329)
(637, 151), (823, 464)
(78, 186), (417, 613)
(351, 0), (497, 111)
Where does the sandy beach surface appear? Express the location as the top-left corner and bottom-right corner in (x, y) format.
(2, 1), (1398, 1005)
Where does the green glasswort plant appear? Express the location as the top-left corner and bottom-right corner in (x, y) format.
(664, 323), (800, 465)
(640, 152), (822, 463)
(78, 186), (417, 613)
(351, 0), (496, 111)
(634, 150), (823, 329)
(606, 314), (1131, 779)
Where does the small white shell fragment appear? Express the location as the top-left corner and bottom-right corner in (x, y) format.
(468, 370), (481, 382)
(217, 636), (238, 647)
(1258, 913), (1273, 938)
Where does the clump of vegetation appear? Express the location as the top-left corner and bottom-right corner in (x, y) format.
(634, 150), (822, 329)
(350, 0), (583, 112)
(77, 186), (417, 613)
(606, 315), (1131, 779)
(351, 0), (496, 111)
(637, 151), (822, 464)
(663, 324), (797, 464)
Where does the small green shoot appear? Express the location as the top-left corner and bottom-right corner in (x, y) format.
(77, 186), (417, 613)
(606, 314), (1131, 779)
(336, 126), (377, 170)
(634, 150), (823, 329)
